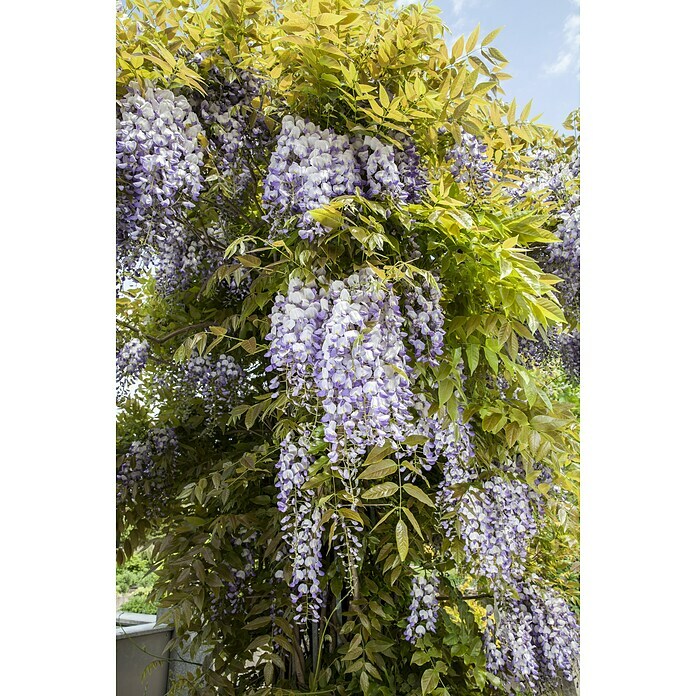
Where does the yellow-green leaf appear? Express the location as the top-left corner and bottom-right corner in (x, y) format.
(395, 519), (409, 561)
(403, 483), (435, 508)
(421, 668), (439, 695)
(465, 25), (480, 54)
(362, 482), (399, 500)
(358, 461), (398, 480)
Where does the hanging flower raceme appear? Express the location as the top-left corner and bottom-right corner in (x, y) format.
(262, 116), (362, 240)
(438, 473), (539, 585)
(182, 351), (245, 416)
(403, 275), (445, 367)
(276, 428), (325, 623)
(393, 132), (429, 203)
(261, 117), (431, 239)
(267, 268), (415, 460)
(404, 571), (441, 643)
(116, 427), (178, 517)
(351, 134), (407, 202)
(484, 581), (579, 691)
(209, 532), (258, 622)
(116, 82), (205, 257)
(447, 131), (494, 196)
(317, 268), (414, 459)
(116, 338), (149, 396)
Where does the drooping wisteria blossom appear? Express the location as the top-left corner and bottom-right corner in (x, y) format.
(262, 117), (430, 239)
(116, 338), (149, 385)
(447, 131), (494, 196)
(262, 116), (362, 240)
(209, 532), (258, 621)
(276, 428), (325, 622)
(485, 580), (579, 690)
(403, 274), (445, 366)
(404, 571), (440, 643)
(317, 268), (414, 459)
(116, 82), (205, 263)
(393, 132), (429, 203)
(520, 325), (580, 383)
(352, 134), (407, 202)
(182, 351), (245, 415)
(439, 474), (539, 584)
(116, 427), (178, 517)
(414, 396), (474, 472)
(557, 328), (580, 381)
(266, 268), (415, 460)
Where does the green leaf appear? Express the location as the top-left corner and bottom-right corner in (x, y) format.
(421, 668), (439, 695)
(240, 336), (257, 353)
(438, 378), (455, 406)
(451, 35), (465, 60)
(244, 616), (272, 631)
(466, 343), (479, 373)
(315, 12), (347, 26)
(404, 434), (429, 447)
(395, 519), (409, 561)
(402, 507), (423, 539)
(403, 483), (435, 507)
(411, 651), (430, 666)
(358, 460), (398, 480)
(338, 507), (364, 523)
(481, 27), (503, 47)
(362, 482), (399, 500)
(483, 346), (499, 374)
(465, 24), (480, 54)
(364, 443), (396, 466)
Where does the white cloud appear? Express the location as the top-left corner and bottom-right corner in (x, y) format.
(544, 9), (580, 77)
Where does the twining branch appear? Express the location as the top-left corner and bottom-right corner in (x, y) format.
(117, 317), (213, 345)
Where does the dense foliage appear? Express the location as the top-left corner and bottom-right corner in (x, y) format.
(116, 1), (580, 694)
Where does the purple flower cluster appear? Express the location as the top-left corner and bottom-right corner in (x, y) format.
(492, 597), (540, 690)
(155, 222), (224, 295)
(393, 132), (429, 203)
(276, 428), (325, 622)
(520, 326), (580, 383)
(266, 276), (328, 404)
(194, 67), (267, 199)
(447, 131), (493, 196)
(482, 606), (506, 674)
(116, 427), (178, 515)
(116, 82), (205, 256)
(183, 351), (245, 415)
(318, 269), (414, 458)
(557, 328), (580, 381)
(267, 268), (414, 460)
(403, 275), (445, 366)
(262, 116), (362, 240)
(267, 269), (420, 591)
(352, 134), (407, 202)
(538, 194), (580, 322)
(261, 116), (429, 239)
(415, 397), (474, 473)
(404, 571), (440, 643)
(210, 532), (258, 621)
(485, 581), (579, 690)
(116, 338), (149, 390)
(440, 476), (538, 584)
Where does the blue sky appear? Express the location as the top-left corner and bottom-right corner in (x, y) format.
(400, 0), (580, 129)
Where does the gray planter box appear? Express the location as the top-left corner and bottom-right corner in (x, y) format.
(117, 612), (173, 696)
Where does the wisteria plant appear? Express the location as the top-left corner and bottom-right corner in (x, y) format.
(116, 1), (580, 694)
